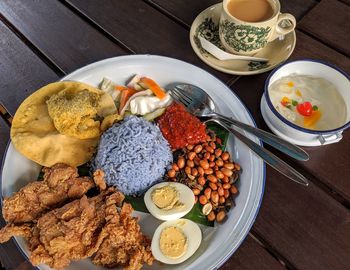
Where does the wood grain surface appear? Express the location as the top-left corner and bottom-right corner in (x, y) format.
(0, 20), (58, 116)
(65, 0), (235, 83)
(148, 0), (318, 27)
(0, 0), (349, 270)
(0, 0), (128, 74)
(299, 0), (350, 57)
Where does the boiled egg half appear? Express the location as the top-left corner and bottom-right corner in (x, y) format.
(151, 219), (202, 264)
(144, 182), (195, 221)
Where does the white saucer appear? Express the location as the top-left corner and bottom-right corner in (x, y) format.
(189, 3), (296, 75)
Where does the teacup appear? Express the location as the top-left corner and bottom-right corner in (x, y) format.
(219, 0), (296, 55)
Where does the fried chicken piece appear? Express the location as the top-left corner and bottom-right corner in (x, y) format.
(2, 163), (95, 224)
(0, 223), (32, 243)
(29, 188), (125, 269)
(92, 203), (154, 270)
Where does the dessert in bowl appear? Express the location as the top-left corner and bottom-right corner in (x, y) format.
(261, 59), (350, 146)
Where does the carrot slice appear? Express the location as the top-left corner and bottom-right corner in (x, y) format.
(115, 85), (129, 91)
(140, 77), (166, 99)
(119, 88), (136, 111)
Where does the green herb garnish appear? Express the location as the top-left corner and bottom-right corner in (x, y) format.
(312, 105), (319, 111)
(292, 100), (298, 106)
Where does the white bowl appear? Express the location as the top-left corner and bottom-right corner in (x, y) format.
(261, 59), (350, 146)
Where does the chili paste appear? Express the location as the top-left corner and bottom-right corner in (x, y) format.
(158, 103), (206, 149)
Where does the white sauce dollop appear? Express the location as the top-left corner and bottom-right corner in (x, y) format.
(269, 74), (347, 130)
(129, 93), (172, 115)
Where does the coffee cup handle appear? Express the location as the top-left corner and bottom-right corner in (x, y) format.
(269, 13), (296, 42)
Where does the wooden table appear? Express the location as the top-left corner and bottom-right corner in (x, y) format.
(0, 0), (349, 269)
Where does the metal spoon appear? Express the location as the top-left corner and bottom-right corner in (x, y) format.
(169, 84), (309, 161)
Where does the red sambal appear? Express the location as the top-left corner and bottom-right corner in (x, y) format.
(158, 103), (207, 149)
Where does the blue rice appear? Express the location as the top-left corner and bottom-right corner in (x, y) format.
(93, 115), (173, 196)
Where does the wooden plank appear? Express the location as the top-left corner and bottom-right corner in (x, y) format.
(229, 30), (350, 199)
(65, 0), (234, 83)
(220, 235), (285, 270)
(0, 0), (128, 74)
(299, 0), (350, 57)
(148, 0), (317, 27)
(0, 20), (59, 116)
(229, 30), (350, 270)
(252, 168), (350, 270)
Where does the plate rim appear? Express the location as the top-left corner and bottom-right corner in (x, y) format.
(1, 54), (266, 270)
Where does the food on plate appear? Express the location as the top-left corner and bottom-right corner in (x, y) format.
(46, 84), (116, 139)
(11, 81), (117, 167)
(158, 103), (207, 149)
(269, 74), (347, 130)
(92, 202), (153, 269)
(166, 132), (240, 223)
(93, 115), (173, 196)
(144, 182), (195, 220)
(0, 171), (153, 270)
(2, 163), (95, 224)
(99, 75), (172, 118)
(151, 219), (202, 264)
(28, 189), (124, 269)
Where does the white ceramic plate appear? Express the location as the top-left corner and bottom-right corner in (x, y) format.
(1, 55), (265, 270)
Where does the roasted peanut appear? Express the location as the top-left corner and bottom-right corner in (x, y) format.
(204, 187), (212, 199)
(199, 160), (209, 169)
(198, 176), (206, 186)
(221, 151), (230, 161)
(177, 157), (185, 169)
(224, 189), (230, 198)
(211, 191), (219, 203)
(207, 211), (216, 221)
(206, 135), (212, 141)
(224, 163), (234, 170)
(204, 152), (210, 159)
(218, 187), (224, 196)
(209, 155), (215, 162)
(192, 188), (200, 195)
(209, 141), (216, 149)
(223, 183), (231, 190)
(204, 168), (213, 175)
(209, 182), (218, 190)
(215, 170), (224, 179)
(219, 196), (226, 204)
(187, 160), (194, 168)
(188, 151), (196, 161)
(199, 195), (208, 205)
(191, 168), (198, 176)
(194, 145), (202, 153)
(207, 175), (217, 183)
(222, 175), (229, 183)
(221, 168), (233, 177)
(172, 163), (179, 171)
(215, 149), (222, 157)
(209, 161), (215, 168)
(215, 159), (224, 167)
(185, 166), (191, 175)
(235, 164), (241, 171)
(167, 169), (176, 178)
(187, 144), (194, 150)
(230, 185), (238, 194)
(198, 167), (204, 176)
(194, 157), (200, 166)
(206, 146), (214, 154)
(216, 210), (226, 223)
